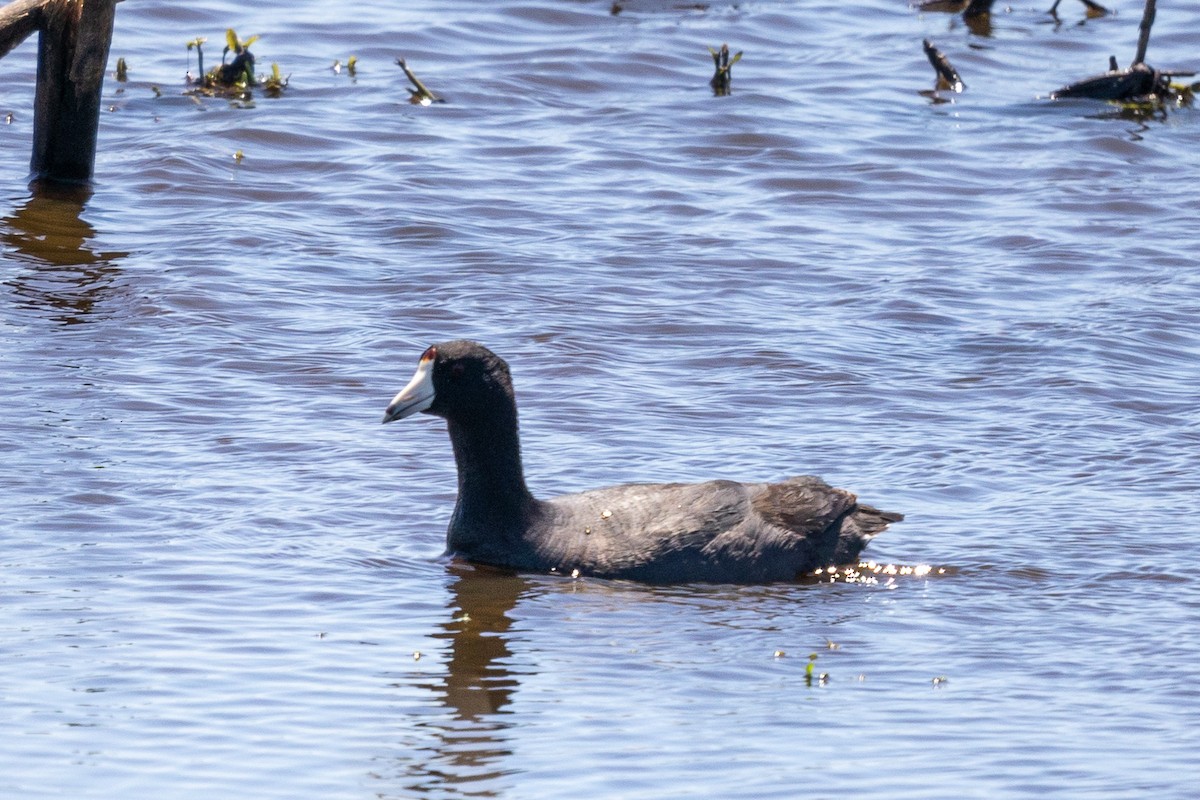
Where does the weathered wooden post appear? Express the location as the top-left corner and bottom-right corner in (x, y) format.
(0, 0), (118, 184)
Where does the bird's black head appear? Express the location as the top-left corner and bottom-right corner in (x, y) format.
(383, 340), (515, 424)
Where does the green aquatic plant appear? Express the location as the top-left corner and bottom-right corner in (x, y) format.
(186, 36), (207, 79)
(708, 43), (742, 97)
(332, 56), (359, 77)
(209, 28), (257, 88)
(262, 63), (289, 97)
(115, 57), (128, 82)
(224, 28), (260, 61)
(184, 29), (287, 101)
(804, 653), (828, 686)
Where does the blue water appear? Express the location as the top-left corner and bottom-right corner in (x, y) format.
(2, 0), (1199, 797)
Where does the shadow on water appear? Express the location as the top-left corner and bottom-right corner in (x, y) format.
(1, 182), (128, 324)
(399, 564), (532, 795)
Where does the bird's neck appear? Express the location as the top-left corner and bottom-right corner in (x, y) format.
(445, 410), (536, 531)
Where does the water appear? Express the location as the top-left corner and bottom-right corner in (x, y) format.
(3, 0), (1199, 797)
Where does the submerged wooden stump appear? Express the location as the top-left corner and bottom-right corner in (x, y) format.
(0, 0), (118, 184)
(1050, 0), (1194, 103)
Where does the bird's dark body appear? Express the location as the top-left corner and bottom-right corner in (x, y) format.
(384, 340), (903, 584)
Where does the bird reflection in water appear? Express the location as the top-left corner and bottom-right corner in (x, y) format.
(1, 183), (127, 324)
(398, 563), (533, 795)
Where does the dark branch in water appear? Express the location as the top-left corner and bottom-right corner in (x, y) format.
(708, 43), (742, 97)
(1051, 62), (1161, 100)
(396, 58), (443, 104)
(1050, 0), (1195, 103)
(923, 39), (964, 93)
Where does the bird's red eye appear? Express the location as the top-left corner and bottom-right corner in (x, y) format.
(450, 362), (466, 378)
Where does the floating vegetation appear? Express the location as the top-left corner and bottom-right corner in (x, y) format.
(261, 62), (288, 98)
(396, 58), (444, 105)
(805, 653), (829, 686)
(708, 43), (742, 97)
(185, 29), (288, 101)
(332, 56), (358, 77)
(923, 39), (964, 95)
(115, 57), (128, 82)
(213, 28), (258, 85)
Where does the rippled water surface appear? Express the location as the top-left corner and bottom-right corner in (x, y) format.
(3, 0), (1200, 797)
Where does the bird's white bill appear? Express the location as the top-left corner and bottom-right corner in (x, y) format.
(382, 352), (435, 423)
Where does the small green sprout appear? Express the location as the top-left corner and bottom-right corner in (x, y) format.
(224, 28), (259, 58)
(805, 653), (829, 686)
(263, 63), (289, 96)
(187, 37), (208, 78)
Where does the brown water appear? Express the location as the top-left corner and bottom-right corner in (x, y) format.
(3, 1), (1200, 797)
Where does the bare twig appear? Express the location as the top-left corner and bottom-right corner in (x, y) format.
(396, 57), (442, 104)
(1133, 0), (1156, 66)
(923, 39), (964, 93)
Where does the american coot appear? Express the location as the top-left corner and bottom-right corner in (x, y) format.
(383, 340), (902, 584)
